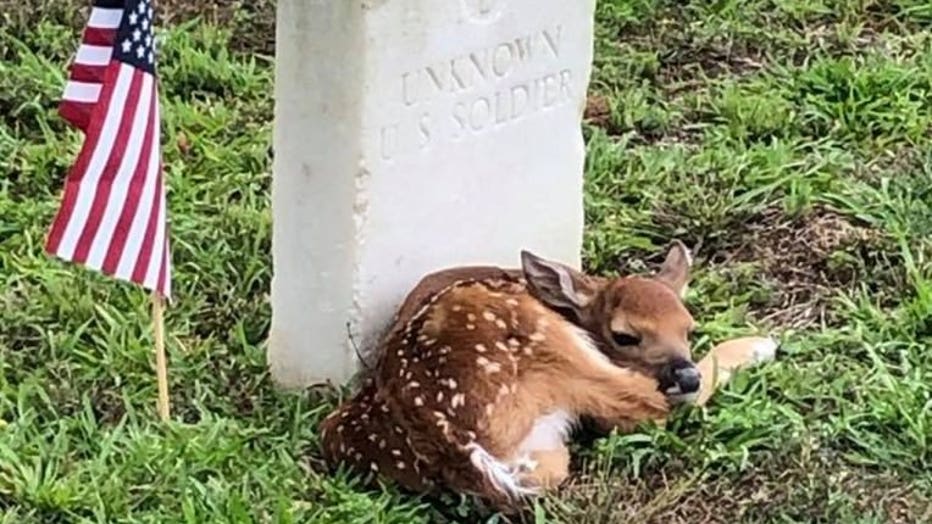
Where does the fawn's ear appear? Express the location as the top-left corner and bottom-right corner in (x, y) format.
(521, 250), (596, 313)
(655, 240), (692, 298)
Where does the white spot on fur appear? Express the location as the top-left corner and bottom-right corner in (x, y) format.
(476, 343), (488, 353)
(414, 396), (424, 406)
(437, 421), (451, 434)
(482, 311), (497, 322)
(451, 393), (466, 408)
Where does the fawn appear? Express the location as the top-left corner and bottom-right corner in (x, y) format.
(319, 241), (776, 510)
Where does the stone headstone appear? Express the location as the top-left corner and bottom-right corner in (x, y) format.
(270, 0), (596, 387)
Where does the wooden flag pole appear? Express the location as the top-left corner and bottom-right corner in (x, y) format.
(152, 291), (171, 421)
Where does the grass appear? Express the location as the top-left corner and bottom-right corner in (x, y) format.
(1, 0), (931, 521)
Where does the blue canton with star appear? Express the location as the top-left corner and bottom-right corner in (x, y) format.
(114, 0), (158, 75)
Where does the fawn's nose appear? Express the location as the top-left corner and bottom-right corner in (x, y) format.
(674, 366), (700, 394)
(658, 357), (701, 397)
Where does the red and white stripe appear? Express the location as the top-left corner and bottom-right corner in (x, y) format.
(47, 61), (171, 298)
(59, 5), (123, 130)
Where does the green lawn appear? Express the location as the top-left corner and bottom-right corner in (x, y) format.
(2, 0), (931, 522)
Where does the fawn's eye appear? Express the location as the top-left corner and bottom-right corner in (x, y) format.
(611, 332), (641, 347)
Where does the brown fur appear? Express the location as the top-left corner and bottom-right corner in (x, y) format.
(319, 243), (773, 511)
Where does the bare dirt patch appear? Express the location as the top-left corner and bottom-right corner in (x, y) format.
(0, 0), (276, 55)
(583, 93), (612, 128)
(157, 0), (276, 54)
(544, 454), (931, 524)
(708, 205), (901, 328)
(652, 34), (769, 85)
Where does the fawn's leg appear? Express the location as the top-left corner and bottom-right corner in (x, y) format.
(503, 410), (573, 490)
(693, 336), (778, 406)
(561, 364), (671, 433)
(580, 336), (779, 434)
(512, 447), (571, 489)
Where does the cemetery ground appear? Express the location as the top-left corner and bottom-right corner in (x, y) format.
(2, 0), (932, 521)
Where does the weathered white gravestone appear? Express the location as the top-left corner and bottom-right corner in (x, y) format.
(270, 0), (596, 387)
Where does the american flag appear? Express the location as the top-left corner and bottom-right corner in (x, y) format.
(47, 0), (171, 299)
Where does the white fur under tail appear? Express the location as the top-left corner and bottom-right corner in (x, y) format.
(465, 442), (539, 500)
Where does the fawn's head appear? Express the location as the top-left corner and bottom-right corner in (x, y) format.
(520, 241), (700, 403)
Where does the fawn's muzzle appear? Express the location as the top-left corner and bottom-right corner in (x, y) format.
(658, 357), (701, 399)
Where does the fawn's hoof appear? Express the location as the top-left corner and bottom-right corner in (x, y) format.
(747, 336), (779, 364)
(713, 336), (779, 370)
